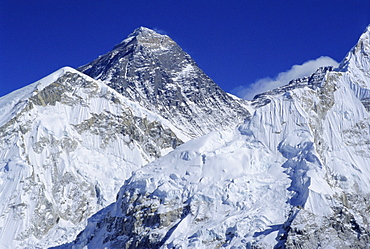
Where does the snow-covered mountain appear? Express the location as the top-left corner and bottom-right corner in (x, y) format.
(1, 25), (370, 249)
(0, 67), (185, 248)
(0, 28), (250, 248)
(56, 26), (370, 248)
(78, 27), (250, 138)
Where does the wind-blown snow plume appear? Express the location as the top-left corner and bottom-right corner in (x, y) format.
(234, 56), (339, 100)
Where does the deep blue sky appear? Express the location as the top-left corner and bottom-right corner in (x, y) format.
(1, 0), (369, 98)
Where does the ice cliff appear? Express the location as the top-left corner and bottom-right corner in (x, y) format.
(57, 26), (370, 248)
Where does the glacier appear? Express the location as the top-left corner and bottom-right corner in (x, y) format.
(0, 28), (249, 248)
(56, 26), (370, 248)
(0, 67), (189, 248)
(0, 25), (369, 248)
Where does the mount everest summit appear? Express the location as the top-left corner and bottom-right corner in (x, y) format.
(0, 26), (370, 248)
(78, 27), (250, 138)
(0, 27), (249, 248)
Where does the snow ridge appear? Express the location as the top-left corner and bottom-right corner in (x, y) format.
(57, 25), (370, 248)
(1, 25), (370, 248)
(0, 28), (251, 248)
(0, 67), (189, 248)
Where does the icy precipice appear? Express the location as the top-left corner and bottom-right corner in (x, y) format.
(0, 27), (252, 248)
(59, 26), (370, 248)
(0, 67), (187, 248)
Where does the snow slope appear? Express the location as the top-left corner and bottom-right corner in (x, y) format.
(58, 26), (370, 248)
(0, 27), (251, 248)
(0, 67), (188, 248)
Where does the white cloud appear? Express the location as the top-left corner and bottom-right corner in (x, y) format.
(153, 28), (168, 35)
(233, 56), (339, 100)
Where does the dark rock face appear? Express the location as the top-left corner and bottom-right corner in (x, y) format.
(79, 27), (250, 138)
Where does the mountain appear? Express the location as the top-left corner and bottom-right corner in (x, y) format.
(57, 26), (370, 248)
(0, 67), (185, 248)
(78, 27), (250, 138)
(0, 28), (250, 248)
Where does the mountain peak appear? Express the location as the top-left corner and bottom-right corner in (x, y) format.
(338, 24), (370, 73)
(129, 26), (161, 37)
(115, 27), (175, 50)
(349, 24), (370, 58)
(362, 24), (370, 39)
(79, 27), (250, 138)
(356, 24), (370, 54)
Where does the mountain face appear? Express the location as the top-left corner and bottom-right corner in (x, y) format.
(0, 67), (188, 248)
(1, 25), (370, 249)
(78, 27), (250, 138)
(56, 26), (370, 248)
(0, 28), (250, 248)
